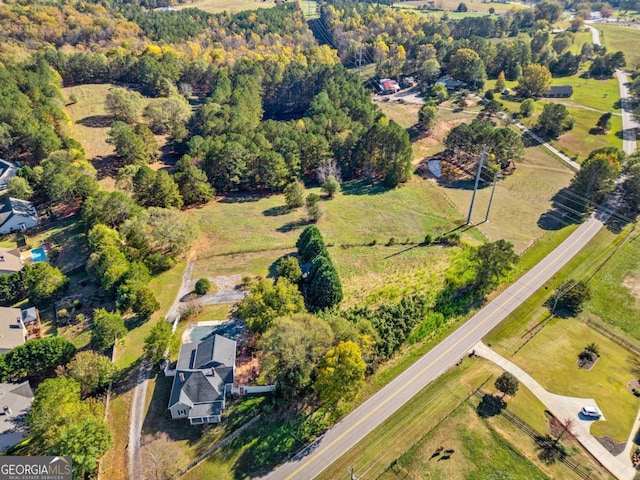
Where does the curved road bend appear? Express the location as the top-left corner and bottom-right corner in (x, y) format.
(261, 211), (610, 480)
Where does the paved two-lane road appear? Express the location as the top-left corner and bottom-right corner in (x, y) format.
(261, 31), (637, 479)
(261, 212), (610, 480)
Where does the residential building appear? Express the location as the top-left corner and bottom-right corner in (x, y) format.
(544, 85), (574, 98)
(0, 198), (38, 235)
(0, 247), (23, 275)
(435, 75), (465, 91)
(379, 78), (401, 94)
(0, 381), (34, 451)
(0, 159), (17, 191)
(0, 307), (28, 354)
(168, 334), (236, 425)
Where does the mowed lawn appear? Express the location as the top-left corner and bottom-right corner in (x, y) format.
(395, 0), (522, 14)
(62, 83), (167, 167)
(443, 143), (575, 253)
(509, 317), (639, 442)
(598, 23), (640, 66)
(582, 231), (640, 341)
(317, 358), (605, 480)
(187, 179), (483, 305)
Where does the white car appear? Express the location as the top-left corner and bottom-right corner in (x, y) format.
(581, 406), (602, 418)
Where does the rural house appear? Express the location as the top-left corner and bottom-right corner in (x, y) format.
(168, 334), (237, 425)
(0, 247), (23, 275)
(0, 198), (38, 235)
(0, 159), (17, 191)
(0, 381), (33, 452)
(379, 78), (401, 94)
(544, 85), (574, 98)
(0, 307), (28, 354)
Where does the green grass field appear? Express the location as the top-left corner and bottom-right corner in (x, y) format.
(508, 317), (639, 442)
(443, 143), (576, 253)
(486, 227), (631, 351)
(598, 23), (640, 65)
(395, 0), (524, 15)
(582, 229), (640, 341)
(174, 0), (319, 15)
(62, 83), (168, 166)
(317, 358), (608, 480)
(187, 179), (484, 306)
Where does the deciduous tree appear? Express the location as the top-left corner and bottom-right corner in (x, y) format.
(91, 309), (127, 353)
(314, 340), (366, 409)
(65, 351), (118, 397)
(105, 87), (144, 124)
(516, 64), (551, 98)
(144, 318), (173, 364)
(495, 372), (519, 398)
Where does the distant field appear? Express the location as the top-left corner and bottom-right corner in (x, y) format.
(173, 0), (318, 15)
(598, 23), (640, 64)
(62, 83), (169, 168)
(174, 0), (274, 12)
(395, 0), (523, 14)
(378, 99), (576, 253)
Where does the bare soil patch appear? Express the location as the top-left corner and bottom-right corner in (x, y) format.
(622, 276), (640, 299)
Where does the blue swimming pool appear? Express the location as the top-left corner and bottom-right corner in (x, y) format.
(31, 247), (47, 263)
(189, 320), (245, 342)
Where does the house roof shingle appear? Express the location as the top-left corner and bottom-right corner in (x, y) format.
(0, 248), (23, 275)
(0, 307), (26, 352)
(0, 198), (37, 230)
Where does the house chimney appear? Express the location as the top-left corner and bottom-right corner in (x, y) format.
(179, 372), (185, 382)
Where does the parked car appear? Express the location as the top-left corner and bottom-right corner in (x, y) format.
(581, 406), (602, 418)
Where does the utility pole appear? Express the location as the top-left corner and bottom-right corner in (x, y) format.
(355, 44), (364, 76)
(467, 145), (487, 225)
(348, 467), (357, 480)
(484, 169), (498, 223)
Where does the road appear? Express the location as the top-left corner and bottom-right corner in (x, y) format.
(263, 32), (640, 479)
(261, 210), (611, 480)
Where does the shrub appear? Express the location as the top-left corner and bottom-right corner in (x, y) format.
(194, 278), (211, 295)
(424, 234), (433, 245)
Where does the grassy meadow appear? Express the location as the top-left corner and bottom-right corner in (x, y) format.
(317, 358), (609, 480)
(186, 179), (485, 306)
(598, 23), (640, 65)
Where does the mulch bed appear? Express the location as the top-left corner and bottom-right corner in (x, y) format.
(577, 349), (599, 370)
(595, 436), (626, 456)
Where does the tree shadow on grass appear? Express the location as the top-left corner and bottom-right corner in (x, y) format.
(476, 394), (506, 418)
(263, 205), (290, 217)
(218, 194), (263, 204)
(341, 180), (388, 196)
(276, 219), (311, 233)
(537, 188), (585, 231)
(77, 115), (113, 128)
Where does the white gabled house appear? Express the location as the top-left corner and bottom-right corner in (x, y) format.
(0, 198), (38, 235)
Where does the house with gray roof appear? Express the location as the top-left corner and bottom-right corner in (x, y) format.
(0, 381), (34, 451)
(0, 247), (23, 275)
(0, 198), (38, 235)
(0, 159), (17, 191)
(168, 334), (236, 424)
(0, 307), (27, 354)
(544, 85), (574, 98)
